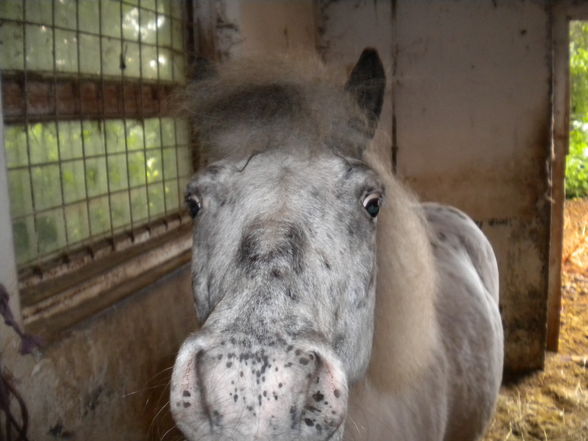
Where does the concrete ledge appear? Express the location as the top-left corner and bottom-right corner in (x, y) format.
(22, 226), (193, 345)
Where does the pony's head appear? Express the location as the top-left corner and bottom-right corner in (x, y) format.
(171, 49), (386, 441)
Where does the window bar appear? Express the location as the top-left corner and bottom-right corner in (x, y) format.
(76, 0), (93, 250)
(185, 1), (198, 174)
(120, 1), (136, 235)
(171, 9), (182, 213)
(138, 0), (153, 224)
(21, 0), (41, 265)
(98, 0), (115, 243)
(52, 0), (72, 253)
(155, 0), (169, 217)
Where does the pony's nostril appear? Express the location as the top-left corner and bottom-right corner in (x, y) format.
(194, 351), (214, 430)
(297, 348), (348, 436)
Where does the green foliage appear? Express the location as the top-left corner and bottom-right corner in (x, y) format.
(568, 21), (588, 198)
(4, 118), (190, 266)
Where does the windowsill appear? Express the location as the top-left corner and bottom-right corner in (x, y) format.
(20, 222), (193, 345)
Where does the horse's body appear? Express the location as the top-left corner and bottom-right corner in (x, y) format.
(346, 197), (503, 441)
(171, 50), (503, 441)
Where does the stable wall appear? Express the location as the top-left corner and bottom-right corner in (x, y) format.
(319, 0), (552, 373)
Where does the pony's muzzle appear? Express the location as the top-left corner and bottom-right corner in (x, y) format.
(171, 332), (348, 440)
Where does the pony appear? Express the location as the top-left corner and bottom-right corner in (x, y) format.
(170, 49), (503, 441)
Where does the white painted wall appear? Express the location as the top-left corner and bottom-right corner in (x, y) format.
(318, 0), (552, 372)
(211, 0), (317, 59)
(318, 0), (395, 166)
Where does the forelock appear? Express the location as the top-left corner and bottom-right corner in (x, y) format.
(177, 55), (373, 164)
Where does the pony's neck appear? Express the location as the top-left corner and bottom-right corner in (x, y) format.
(364, 152), (440, 392)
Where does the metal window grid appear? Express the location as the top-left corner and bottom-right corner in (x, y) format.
(0, 0), (195, 273)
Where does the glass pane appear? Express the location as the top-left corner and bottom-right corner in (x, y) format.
(177, 147), (191, 177)
(171, 18), (183, 51)
(141, 44), (158, 79)
(8, 169), (33, 216)
(123, 41), (140, 78)
(31, 164), (62, 210)
(176, 119), (190, 145)
(157, 0), (171, 16)
(128, 151), (146, 186)
(148, 182), (165, 217)
(55, 30), (78, 73)
(172, 51), (185, 83)
(0, 22), (25, 70)
(158, 47), (172, 80)
(37, 208), (66, 254)
(89, 196), (110, 235)
(110, 192), (131, 228)
(158, 13), (171, 47)
(79, 0), (100, 34)
(101, 0), (121, 39)
(101, 36), (122, 77)
(130, 186), (148, 223)
(142, 0), (156, 11)
(4, 125), (28, 167)
(122, 4), (139, 41)
(170, 1), (183, 19)
(126, 121), (144, 151)
(0, 0), (23, 20)
(146, 149), (162, 183)
(13, 216), (36, 265)
(25, 0), (52, 25)
(79, 34), (101, 76)
(161, 118), (175, 146)
(144, 118), (161, 148)
(83, 121), (106, 156)
(62, 160), (86, 203)
(25, 24), (53, 71)
(29, 122), (58, 164)
(65, 202), (90, 243)
(85, 157), (108, 197)
(140, 8), (157, 44)
(164, 179), (179, 211)
(55, 0), (77, 30)
(107, 153), (128, 192)
(105, 120), (126, 152)
(178, 176), (190, 200)
(58, 121), (83, 160)
(162, 147), (177, 179)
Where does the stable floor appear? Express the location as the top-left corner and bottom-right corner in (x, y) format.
(484, 198), (588, 441)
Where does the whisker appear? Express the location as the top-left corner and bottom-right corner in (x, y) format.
(159, 423), (178, 441)
(149, 400), (171, 433)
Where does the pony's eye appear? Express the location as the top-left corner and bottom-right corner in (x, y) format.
(362, 193), (382, 218)
(185, 194), (202, 218)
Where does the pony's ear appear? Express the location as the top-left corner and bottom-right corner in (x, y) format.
(345, 48), (386, 135)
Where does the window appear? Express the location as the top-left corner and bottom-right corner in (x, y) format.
(0, 0), (195, 338)
(0, 0), (194, 341)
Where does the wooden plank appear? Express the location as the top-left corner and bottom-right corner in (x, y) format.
(2, 74), (176, 123)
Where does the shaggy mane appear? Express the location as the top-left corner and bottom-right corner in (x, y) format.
(178, 56), (373, 163)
